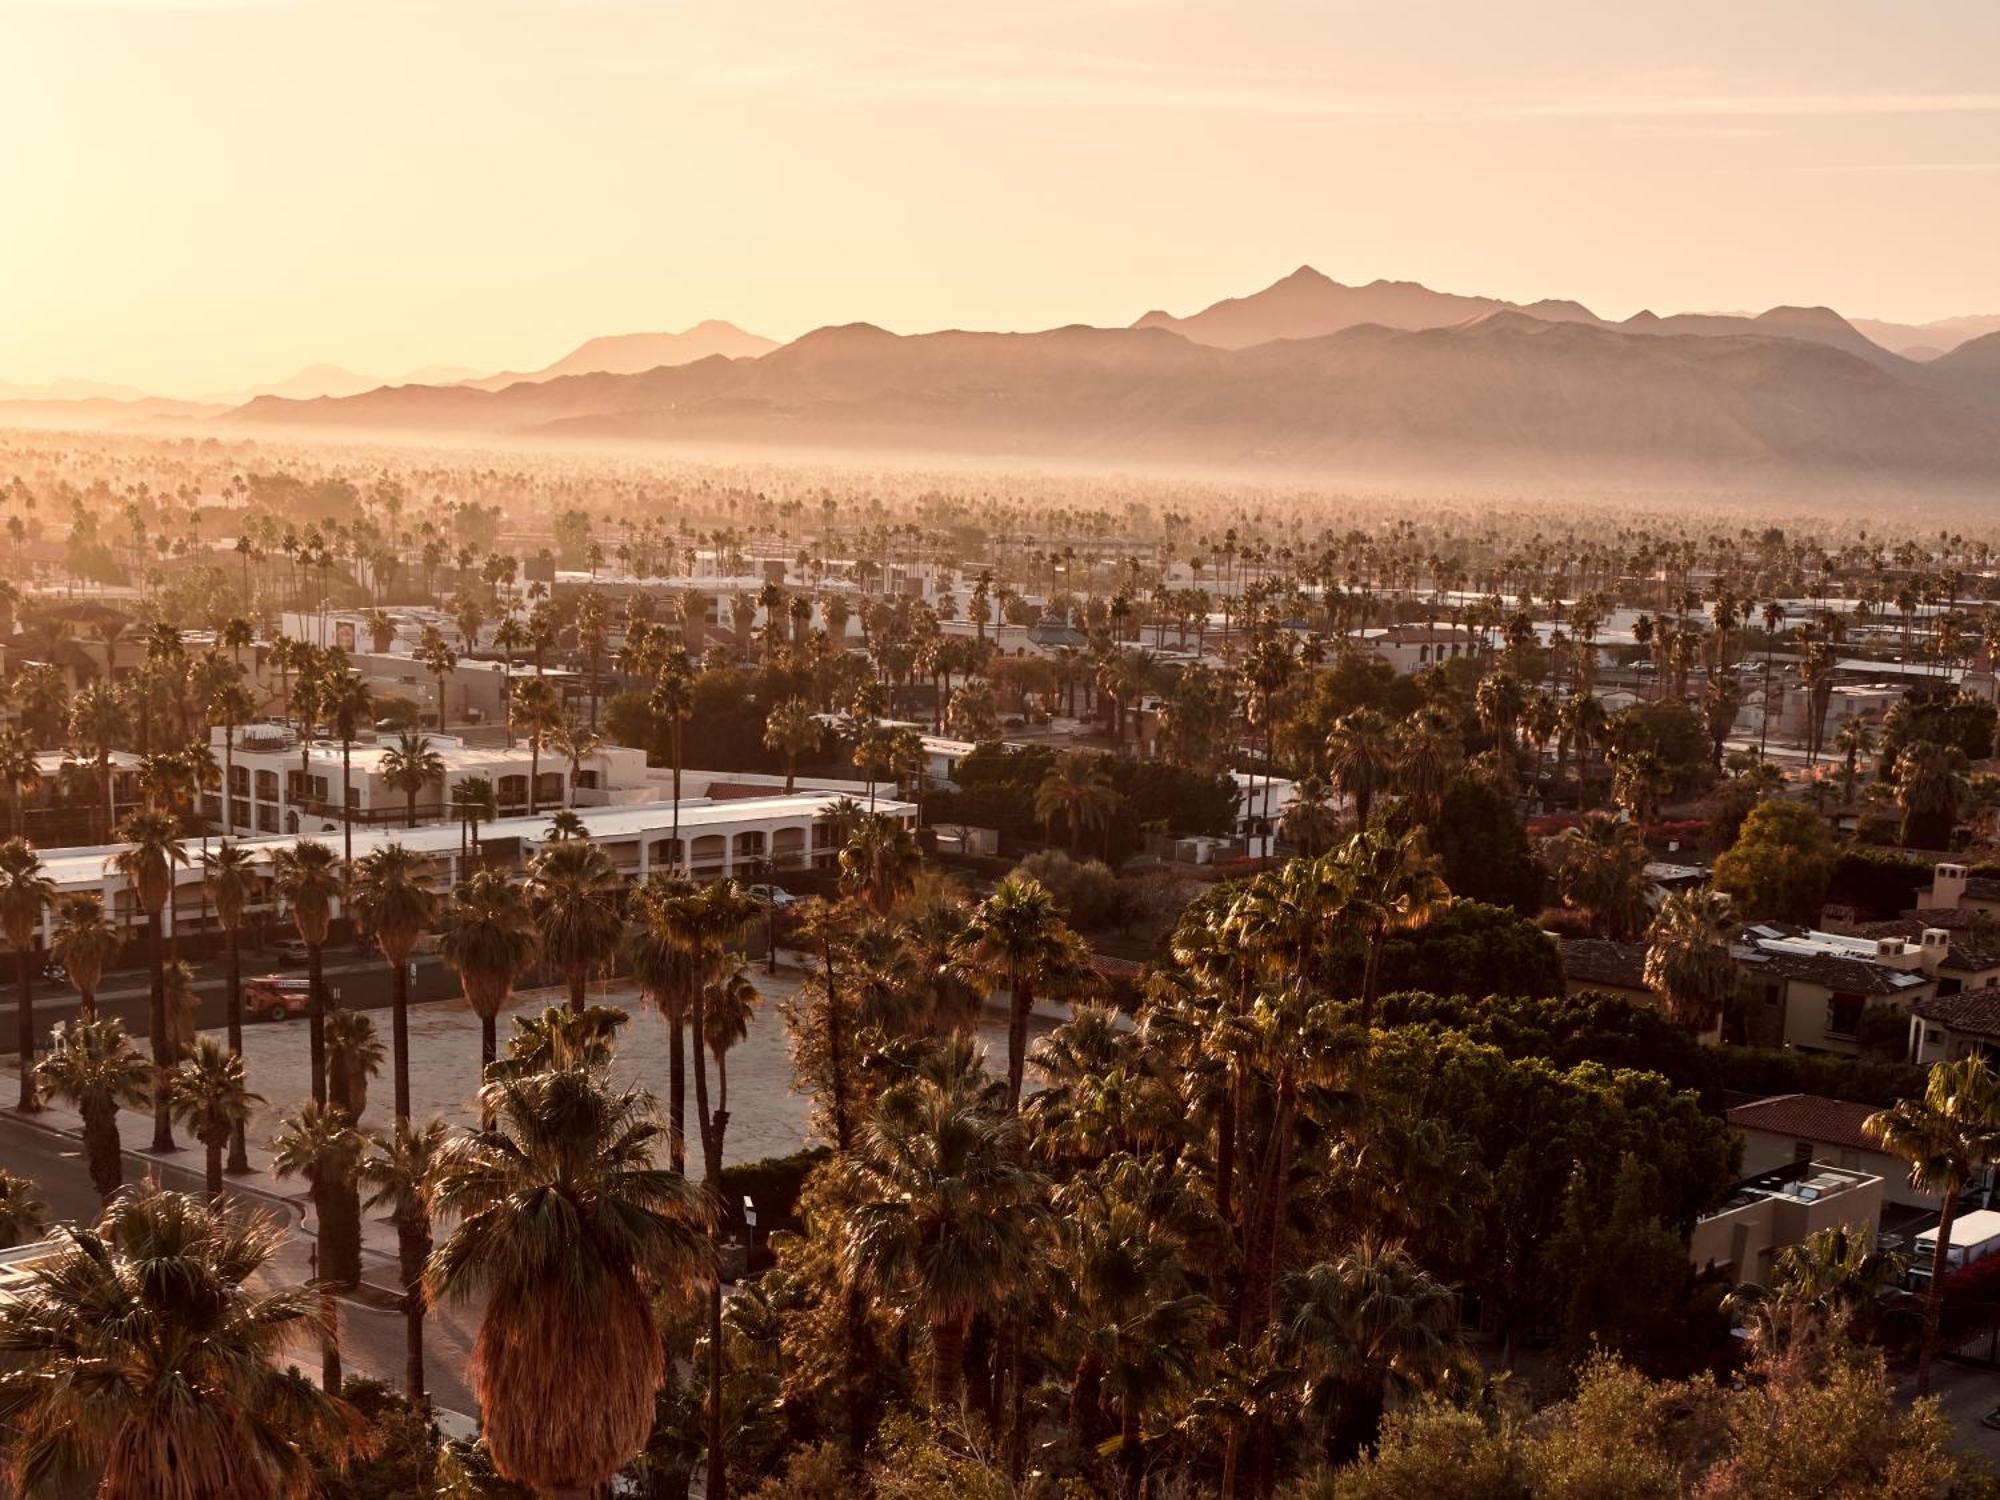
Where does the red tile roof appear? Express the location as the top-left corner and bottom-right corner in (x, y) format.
(1725, 1093), (1881, 1155)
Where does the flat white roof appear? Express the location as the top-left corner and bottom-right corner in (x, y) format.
(32, 792), (917, 889)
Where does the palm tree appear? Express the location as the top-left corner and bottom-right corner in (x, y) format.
(551, 716), (602, 809)
(46, 896), (118, 1030)
(843, 1073), (1044, 1418)
(349, 843), (439, 1122)
(1896, 740), (1970, 850)
(1865, 1056), (2000, 1395)
(201, 841), (259, 1172)
(703, 958), (759, 1126)
(1644, 889), (1737, 1036)
(269, 838), (342, 1106)
(954, 875), (1074, 1112)
(34, 1017), (151, 1203)
(361, 1116), (448, 1404)
(0, 1167), (43, 1249)
(1331, 828), (1448, 1029)
(511, 675), (562, 819)
(1034, 750), (1119, 854)
(452, 773), (497, 858)
(652, 648), (696, 868)
(526, 837), (626, 1013)
(380, 729), (445, 829)
(1279, 1240), (1464, 1459)
(837, 812), (921, 917)
(208, 677), (257, 837)
(1725, 1225), (1904, 1376)
(763, 696), (821, 794)
(418, 626), (458, 732)
(270, 1100), (371, 1395)
(69, 679), (130, 844)
(110, 808), (187, 1150)
(0, 725), (42, 838)
(436, 866), (540, 1077)
(1326, 707), (1395, 830)
(0, 1186), (363, 1500)
(320, 667), (373, 865)
(167, 1037), (259, 1201)
(426, 1058), (710, 1497)
(324, 1008), (384, 1121)
(1543, 812), (1651, 940)
(0, 838), (53, 1112)
(544, 808), (586, 842)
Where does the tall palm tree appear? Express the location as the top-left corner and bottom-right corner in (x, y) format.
(1865, 1056), (2000, 1395)
(380, 729), (445, 829)
(843, 1073), (1045, 1418)
(0, 838), (53, 1112)
(208, 677), (257, 837)
(68, 679), (130, 844)
(269, 838), (342, 1106)
(1034, 750), (1119, 854)
(320, 667), (373, 865)
(703, 959), (759, 1126)
(270, 1101), (371, 1392)
(1280, 1240), (1464, 1459)
(360, 1116), (448, 1404)
(1330, 828), (1448, 1030)
(0, 1186), (363, 1500)
(452, 773), (497, 858)
(550, 716), (602, 809)
(49, 892), (118, 1024)
(837, 812), (922, 917)
(33, 1017), (151, 1203)
(763, 696), (820, 793)
(167, 1037), (260, 1201)
(626, 875), (703, 1174)
(511, 675), (563, 819)
(652, 649), (695, 868)
(0, 725), (42, 838)
(349, 843), (438, 1122)
(527, 837), (626, 1013)
(1895, 740), (1970, 850)
(436, 866), (540, 1076)
(202, 841), (260, 1172)
(109, 808), (187, 1149)
(427, 1059), (710, 1497)
(954, 875), (1074, 1112)
(1644, 888), (1737, 1036)
(1325, 707), (1394, 830)
(324, 1008), (384, 1122)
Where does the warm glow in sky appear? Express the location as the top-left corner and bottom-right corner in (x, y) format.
(4, 0), (1998, 395)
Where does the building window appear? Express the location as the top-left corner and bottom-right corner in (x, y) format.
(1827, 992), (1865, 1038)
(497, 775), (527, 807)
(535, 772), (563, 805)
(255, 770), (278, 800)
(256, 804), (279, 833)
(229, 765), (248, 795)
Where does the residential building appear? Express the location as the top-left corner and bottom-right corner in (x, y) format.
(1556, 937), (1654, 1006)
(1349, 624), (1488, 675)
(1725, 1094), (1925, 1210)
(206, 723), (651, 838)
(1732, 924), (1937, 1055)
(1689, 1160), (1883, 1283)
(1925, 863), (2000, 919)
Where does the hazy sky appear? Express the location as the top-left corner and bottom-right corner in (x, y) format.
(5, 0), (1998, 395)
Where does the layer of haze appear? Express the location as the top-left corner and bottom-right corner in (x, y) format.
(5, 0), (1999, 396)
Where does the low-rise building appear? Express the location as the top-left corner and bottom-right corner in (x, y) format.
(207, 723), (651, 838)
(1689, 1160), (1883, 1283)
(1350, 624), (1488, 675)
(1556, 937), (1654, 1006)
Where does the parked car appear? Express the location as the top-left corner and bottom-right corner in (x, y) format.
(40, 961), (69, 987)
(271, 938), (312, 965)
(744, 884), (799, 909)
(245, 974), (312, 1023)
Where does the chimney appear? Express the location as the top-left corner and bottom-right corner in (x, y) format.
(1934, 863), (1970, 911)
(1921, 928), (1952, 973)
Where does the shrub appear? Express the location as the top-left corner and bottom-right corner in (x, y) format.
(1015, 848), (1126, 930)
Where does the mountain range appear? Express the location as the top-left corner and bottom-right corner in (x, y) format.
(224, 290), (2000, 490)
(17, 270), (2000, 490)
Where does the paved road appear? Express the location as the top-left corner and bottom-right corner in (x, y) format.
(0, 1114), (477, 1411)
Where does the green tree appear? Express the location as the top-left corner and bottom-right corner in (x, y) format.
(1643, 889), (1737, 1036)
(348, 842), (439, 1122)
(380, 729), (445, 829)
(201, 841), (260, 1173)
(526, 837), (625, 1013)
(1711, 799), (1835, 924)
(0, 838), (54, 1112)
(360, 1117), (449, 1404)
(0, 1167), (43, 1249)
(437, 867), (541, 1078)
(34, 1017), (151, 1203)
(168, 1036), (259, 1201)
(110, 808), (188, 1150)
(270, 837), (343, 1106)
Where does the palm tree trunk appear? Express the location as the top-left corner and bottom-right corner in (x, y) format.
(226, 925), (249, 1172)
(528, 741), (539, 818)
(1120, 1397), (1144, 1500)
(568, 966), (586, 1014)
(668, 1007), (687, 1175)
(931, 1312), (966, 1415)
(308, 940), (327, 1106)
(84, 1101), (122, 1201)
(1919, 1174), (1960, 1396)
(205, 1138), (223, 1201)
(15, 950), (35, 1112)
(391, 954), (411, 1121)
(401, 1218), (429, 1402)
(342, 743), (353, 865)
(148, 915), (175, 1150)
(1005, 973), (1033, 1113)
